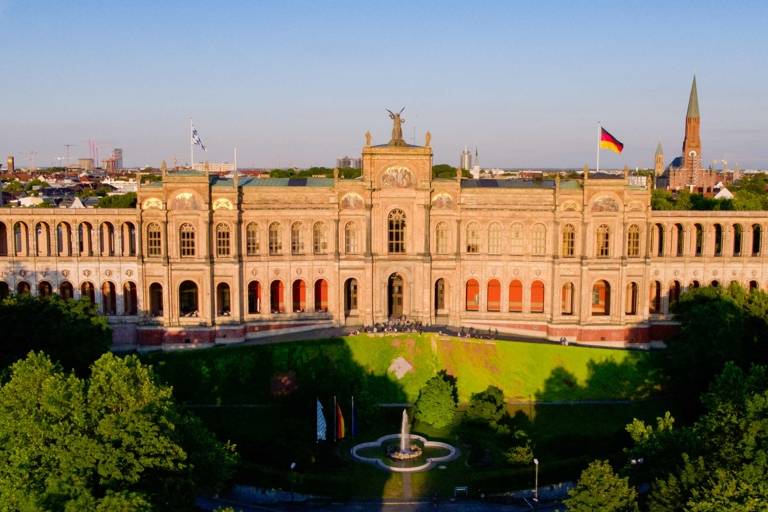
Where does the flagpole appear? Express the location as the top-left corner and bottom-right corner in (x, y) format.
(333, 395), (337, 442)
(351, 395), (355, 438)
(596, 122), (600, 175)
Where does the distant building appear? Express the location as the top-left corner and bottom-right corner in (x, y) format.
(113, 148), (123, 170)
(103, 157), (118, 174)
(336, 156), (362, 169)
(6, 155), (14, 173)
(654, 143), (664, 177)
(77, 158), (94, 172)
(459, 147), (472, 171)
(191, 162), (234, 173)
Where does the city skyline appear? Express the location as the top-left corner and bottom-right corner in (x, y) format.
(2, 1), (768, 169)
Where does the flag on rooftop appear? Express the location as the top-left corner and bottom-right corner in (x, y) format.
(316, 399), (327, 442)
(191, 125), (207, 151)
(599, 127), (624, 154)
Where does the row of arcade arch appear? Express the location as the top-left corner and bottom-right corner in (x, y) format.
(0, 280), (137, 315)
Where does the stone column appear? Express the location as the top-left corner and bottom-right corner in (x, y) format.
(423, 204), (431, 255)
(455, 219), (462, 257)
(365, 205), (373, 257)
(334, 219), (340, 257)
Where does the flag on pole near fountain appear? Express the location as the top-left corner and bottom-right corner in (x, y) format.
(316, 399), (327, 442)
(336, 399), (346, 440)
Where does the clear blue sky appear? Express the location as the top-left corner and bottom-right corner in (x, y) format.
(1, 0), (767, 169)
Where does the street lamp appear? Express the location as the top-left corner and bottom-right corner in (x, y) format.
(533, 458), (539, 504)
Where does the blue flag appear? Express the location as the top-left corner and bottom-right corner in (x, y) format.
(191, 126), (206, 151)
(316, 399), (327, 442)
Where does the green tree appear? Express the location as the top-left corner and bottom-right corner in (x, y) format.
(414, 372), (457, 428)
(97, 192), (137, 208)
(0, 352), (237, 512)
(651, 189), (675, 210)
(465, 385), (506, 425)
(564, 460), (638, 512)
(0, 294), (111, 374)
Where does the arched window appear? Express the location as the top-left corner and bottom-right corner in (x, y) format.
(596, 224), (610, 258)
(344, 222), (358, 254)
(694, 224), (704, 256)
(675, 224), (684, 256)
(388, 209), (406, 253)
(592, 280), (610, 315)
(669, 281), (681, 309)
(530, 281), (545, 313)
(0, 282), (9, 300)
(80, 281), (95, 304)
(123, 282), (137, 315)
(78, 222), (93, 257)
(269, 222), (282, 255)
(149, 283), (163, 316)
(627, 224), (640, 257)
(291, 222), (304, 255)
(59, 281), (74, 300)
(35, 222), (50, 257)
(313, 222), (327, 254)
(216, 282), (231, 316)
(179, 280), (198, 316)
(246, 223), (260, 256)
(749, 280), (759, 292)
(487, 279), (501, 312)
(561, 282), (574, 315)
(247, 281), (261, 314)
(562, 224), (575, 257)
(102, 281), (116, 315)
(733, 224), (742, 256)
(434, 278), (446, 311)
(465, 279), (479, 311)
(38, 281), (52, 297)
(649, 281), (662, 314)
(216, 224), (231, 257)
(100, 222), (115, 257)
(532, 224), (546, 255)
(654, 223), (664, 257)
(314, 279), (328, 312)
(344, 278), (358, 314)
(466, 223), (480, 253)
(435, 222), (449, 255)
(292, 280), (306, 312)
(14, 222), (28, 256)
(509, 280), (523, 312)
(752, 224), (762, 256)
(270, 280), (284, 313)
(56, 222), (71, 256)
(488, 223), (502, 255)
(179, 223), (195, 257)
(146, 223), (162, 257)
(711, 280), (720, 288)
(0, 222), (7, 256)
(122, 222), (136, 256)
(510, 223), (524, 255)
(625, 282), (638, 315)
(714, 224), (723, 256)
(17, 281), (30, 295)
(690, 280), (700, 289)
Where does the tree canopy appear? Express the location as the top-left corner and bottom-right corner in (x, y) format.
(564, 459), (638, 512)
(414, 371), (458, 428)
(96, 192), (137, 208)
(0, 352), (237, 512)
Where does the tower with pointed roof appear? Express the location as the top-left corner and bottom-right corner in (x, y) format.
(654, 142), (664, 176)
(682, 76), (701, 170)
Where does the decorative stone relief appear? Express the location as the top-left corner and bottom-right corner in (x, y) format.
(432, 193), (454, 209)
(142, 197), (163, 210)
(562, 201), (578, 212)
(591, 196), (619, 212)
(213, 198), (234, 211)
(381, 166), (413, 188)
(172, 192), (198, 210)
(341, 193), (364, 209)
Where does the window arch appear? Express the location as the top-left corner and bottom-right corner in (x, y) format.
(694, 224), (704, 256)
(123, 282), (137, 315)
(102, 281), (116, 315)
(434, 278), (446, 311)
(465, 279), (479, 311)
(344, 222), (358, 254)
(711, 280), (720, 288)
(388, 209), (406, 253)
(562, 224), (575, 257)
(122, 222), (136, 256)
(596, 224), (610, 258)
(216, 223), (231, 257)
(0, 282), (8, 300)
(216, 282), (231, 316)
(38, 281), (52, 297)
(149, 283), (163, 316)
(56, 222), (72, 256)
(59, 281), (74, 300)
(713, 224), (723, 256)
(654, 223), (665, 257)
(625, 282), (638, 315)
(270, 280), (284, 313)
(435, 222), (449, 255)
(626, 224), (640, 257)
(675, 224), (684, 256)
(690, 280), (700, 289)
(78, 222), (93, 257)
(247, 281), (261, 314)
(314, 279), (328, 312)
(591, 280), (610, 315)
(752, 224), (762, 256)
(344, 278), (358, 314)
(246, 222), (260, 256)
(509, 223), (524, 254)
(35, 222), (51, 257)
(466, 223), (480, 253)
(487, 279), (501, 312)
(509, 280), (523, 312)
(80, 281), (95, 304)
(179, 280), (198, 316)
(100, 222), (115, 257)
(269, 222), (282, 255)
(530, 281), (545, 313)
(179, 223), (195, 257)
(488, 223), (502, 255)
(17, 281), (31, 295)
(532, 224), (546, 255)
(649, 281), (662, 314)
(561, 282), (574, 315)
(733, 224), (743, 256)
(669, 280), (681, 309)
(291, 222), (304, 255)
(749, 280), (759, 292)
(14, 222), (29, 256)
(0, 222), (7, 256)
(292, 280), (306, 312)
(146, 223), (162, 257)
(313, 222), (327, 254)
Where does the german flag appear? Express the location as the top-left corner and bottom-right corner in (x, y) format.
(336, 401), (346, 440)
(599, 127), (624, 154)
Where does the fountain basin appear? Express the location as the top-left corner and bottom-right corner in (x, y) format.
(350, 433), (459, 473)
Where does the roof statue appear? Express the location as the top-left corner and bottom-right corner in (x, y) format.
(387, 108), (406, 146)
(160, 160), (167, 177)
(425, 130), (431, 147)
(365, 130), (372, 147)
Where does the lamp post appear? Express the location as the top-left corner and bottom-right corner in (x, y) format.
(533, 458), (539, 504)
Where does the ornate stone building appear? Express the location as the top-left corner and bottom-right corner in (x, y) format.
(2, 114), (767, 347)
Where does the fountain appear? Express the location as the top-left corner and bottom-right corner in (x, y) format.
(350, 408), (459, 472)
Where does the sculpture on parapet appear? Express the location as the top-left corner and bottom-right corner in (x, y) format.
(387, 108), (406, 146)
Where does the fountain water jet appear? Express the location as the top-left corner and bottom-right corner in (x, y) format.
(388, 409), (422, 461)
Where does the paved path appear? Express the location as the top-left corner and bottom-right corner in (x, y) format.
(197, 497), (561, 511)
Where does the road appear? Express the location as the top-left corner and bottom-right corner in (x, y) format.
(197, 498), (562, 511)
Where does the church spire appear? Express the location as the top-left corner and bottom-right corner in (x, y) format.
(655, 142), (663, 157)
(687, 75), (699, 118)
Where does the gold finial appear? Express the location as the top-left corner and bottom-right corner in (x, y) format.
(425, 130), (431, 147)
(365, 130), (372, 147)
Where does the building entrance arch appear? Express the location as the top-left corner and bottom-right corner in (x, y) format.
(388, 273), (404, 319)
